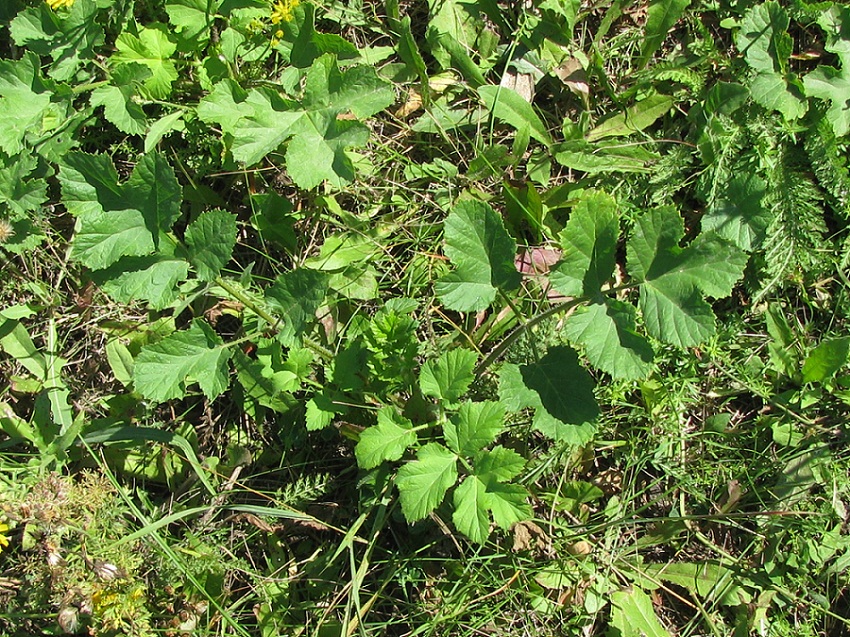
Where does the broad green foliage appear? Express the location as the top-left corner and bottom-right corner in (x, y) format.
(396, 443), (459, 521)
(197, 54), (394, 188)
(639, 0), (691, 68)
(478, 85), (552, 145)
(627, 206), (747, 347)
(436, 199), (521, 311)
(736, 2), (806, 120)
(419, 348), (477, 404)
(0, 52), (61, 156)
(134, 319), (232, 401)
(90, 64), (152, 135)
(355, 408), (417, 470)
(184, 209), (238, 282)
(112, 23), (179, 99)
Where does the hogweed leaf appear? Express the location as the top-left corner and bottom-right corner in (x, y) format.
(0, 52), (56, 155)
(184, 209), (237, 281)
(564, 300), (654, 380)
(804, 63), (850, 138)
(436, 199), (521, 311)
(113, 23), (178, 99)
(264, 269), (330, 345)
(443, 400), (504, 456)
(550, 189), (619, 298)
(453, 476), (490, 544)
(498, 346), (598, 443)
(419, 348), (477, 404)
(200, 55), (394, 189)
(627, 206), (746, 347)
(355, 408), (417, 470)
(134, 320), (232, 402)
(474, 445), (524, 482)
(736, 1), (806, 120)
(396, 443), (458, 521)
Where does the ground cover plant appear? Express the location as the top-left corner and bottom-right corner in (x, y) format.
(1, 0), (850, 634)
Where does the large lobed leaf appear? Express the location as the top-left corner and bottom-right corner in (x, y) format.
(627, 206), (747, 347)
(435, 199), (521, 311)
(134, 320), (232, 402)
(197, 54), (394, 189)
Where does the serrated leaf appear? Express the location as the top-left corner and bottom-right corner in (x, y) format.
(355, 408), (417, 469)
(498, 347), (598, 443)
(443, 400), (504, 456)
(166, 0), (218, 47)
(396, 443), (458, 521)
(702, 173), (769, 251)
(93, 254), (189, 310)
(478, 85), (552, 146)
(550, 190), (618, 298)
(639, 0), (691, 68)
(0, 52), (56, 155)
(802, 337), (850, 384)
(587, 94), (674, 142)
(134, 320), (232, 402)
(113, 24), (178, 99)
(475, 445), (524, 482)
(453, 475), (490, 543)
(90, 63), (151, 135)
(0, 152), (48, 216)
(627, 206), (747, 347)
(419, 348), (478, 404)
(184, 209), (237, 281)
(201, 55), (394, 188)
(264, 268), (330, 345)
(736, 2), (807, 120)
(484, 481), (531, 529)
(60, 151), (182, 270)
(435, 199), (521, 311)
(564, 300), (654, 380)
(610, 587), (672, 637)
(9, 0), (104, 81)
(804, 63), (850, 138)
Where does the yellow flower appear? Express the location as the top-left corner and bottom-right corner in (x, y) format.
(270, 0), (300, 25)
(0, 522), (10, 553)
(46, 0), (75, 10)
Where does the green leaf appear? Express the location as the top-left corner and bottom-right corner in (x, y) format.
(355, 408), (417, 470)
(0, 152), (48, 216)
(0, 312), (46, 378)
(626, 207), (747, 347)
(90, 63), (152, 135)
(553, 140), (660, 174)
(166, 0), (218, 47)
(419, 348), (478, 404)
(475, 445), (524, 482)
(804, 63), (850, 138)
(736, 2), (806, 120)
(426, 0), (487, 82)
(396, 443), (458, 521)
(133, 320), (232, 402)
(609, 587), (672, 637)
(113, 23), (178, 99)
(453, 475), (491, 543)
(640, 562), (750, 606)
(802, 337), (850, 384)
(435, 199), (521, 311)
(478, 85), (552, 146)
(59, 151), (182, 270)
(443, 401), (504, 456)
(702, 173), (769, 251)
(200, 55), (394, 188)
(264, 268), (330, 345)
(587, 94), (674, 142)
(9, 0), (104, 81)
(184, 209), (237, 281)
(639, 0), (691, 68)
(93, 254), (189, 310)
(564, 300), (654, 380)
(550, 190), (618, 297)
(0, 52), (56, 155)
(498, 346), (598, 443)
(484, 481), (531, 529)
